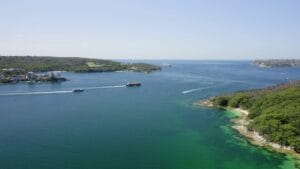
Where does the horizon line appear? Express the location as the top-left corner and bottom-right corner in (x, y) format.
(1, 55), (299, 61)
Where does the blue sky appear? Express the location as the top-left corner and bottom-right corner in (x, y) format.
(0, 0), (299, 60)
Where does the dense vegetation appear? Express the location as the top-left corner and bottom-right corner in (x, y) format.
(254, 59), (300, 68)
(211, 81), (300, 152)
(0, 56), (161, 73)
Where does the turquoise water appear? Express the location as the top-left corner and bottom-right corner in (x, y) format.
(0, 61), (300, 169)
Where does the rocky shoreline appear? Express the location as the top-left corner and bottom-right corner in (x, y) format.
(197, 99), (300, 160)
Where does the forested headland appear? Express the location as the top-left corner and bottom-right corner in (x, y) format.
(0, 56), (161, 73)
(208, 81), (300, 153)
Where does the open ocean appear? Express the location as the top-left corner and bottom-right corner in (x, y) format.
(0, 60), (300, 169)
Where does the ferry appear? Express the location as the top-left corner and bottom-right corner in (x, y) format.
(72, 88), (84, 93)
(126, 82), (142, 87)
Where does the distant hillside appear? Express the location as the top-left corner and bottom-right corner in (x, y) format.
(0, 56), (161, 73)
(210, 81), (300, 152)
(254, 59), (300, 68)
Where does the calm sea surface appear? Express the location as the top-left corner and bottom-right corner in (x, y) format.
(0, 61), (300, 169)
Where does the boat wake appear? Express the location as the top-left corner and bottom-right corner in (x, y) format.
(83, 85), (126, 90)
(182, 86), (211, 94)
(0, 85), (126, 96)
(0, 90), (72, 96)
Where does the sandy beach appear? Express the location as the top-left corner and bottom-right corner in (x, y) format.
(198, 100), (300, 161)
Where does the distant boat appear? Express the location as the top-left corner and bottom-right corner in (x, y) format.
(162, 63), (172, 67)
(126, 82), (142, 87)
(72, 88), (84, 93)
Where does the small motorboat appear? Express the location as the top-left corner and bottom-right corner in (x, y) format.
(72, 88), (84, 93)
(126, 82), (142, 87)
(162, 63), (172, 67)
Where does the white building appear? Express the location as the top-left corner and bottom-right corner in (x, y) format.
(47, 71), (61, 78)
(26, 72), (37, 80)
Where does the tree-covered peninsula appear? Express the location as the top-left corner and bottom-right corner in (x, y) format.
(205, 81), (300, 153)
(254, 59), (300, 68)
(0, 56), (161, 84)
(0, 56), (161, 73)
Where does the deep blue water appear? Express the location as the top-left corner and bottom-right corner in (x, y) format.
(0, 60), (299, 169)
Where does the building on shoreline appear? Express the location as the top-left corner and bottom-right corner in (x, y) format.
(0, 69), (66, 84)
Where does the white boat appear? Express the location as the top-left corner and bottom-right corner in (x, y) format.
(72, 88), (84, 93)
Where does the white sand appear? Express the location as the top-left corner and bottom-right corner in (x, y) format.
(231, 108), (294, 152)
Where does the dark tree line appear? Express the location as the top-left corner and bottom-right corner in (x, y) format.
(211, 81), (300, 152)
(0, 56), (161, 73)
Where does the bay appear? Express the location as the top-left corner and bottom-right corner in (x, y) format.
(0, 60), (299, 169)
